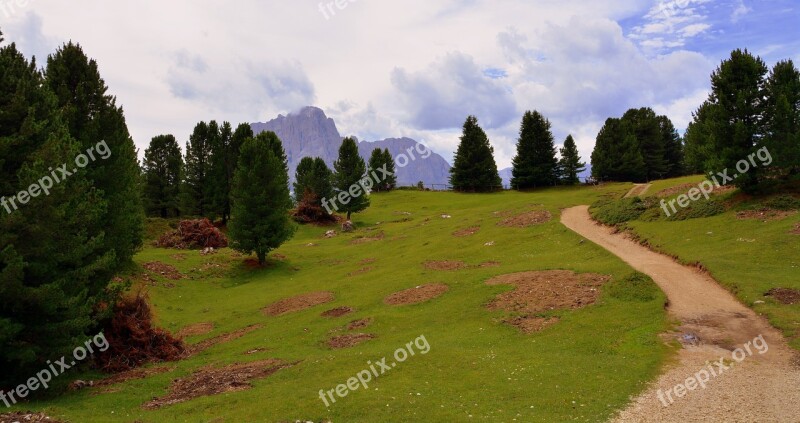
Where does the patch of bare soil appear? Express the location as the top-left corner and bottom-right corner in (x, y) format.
(478, 261), (501, 268)
(0, 412), (65, 423)
(326, 333), (376, 349)
(453, 226), (480, 237)
(360, 258), (377, 265)
(657, 183), (736, 198)
(93, 365), (176, 391)
(170, 254), (187, 261)
(347, 318), (373, 330)
(244, 347), (270, 355)
(143, 359), (297, 409)
(351, 232), (385, 245)
(766, 288), (800, 305)
(485, 270), (609, 314)
(497, 210), (552, 228)
(624, 183), (652, 198)
(504, 316), (560, 334)
(424, 260), (468, 271)
(347, 267), (374, 277)
(385, 283), (450, 306)
(176, 322), (214, 338)
(736, 208), (797, 221)
(791, 223), (800, 235)
(142, 261), (185, 280)
(321, 307), (354, 318)
(187, 324), (264, 356)
(263, 292), (335, 316)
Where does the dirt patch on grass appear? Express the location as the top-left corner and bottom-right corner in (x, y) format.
(263, 292), (335, 316)
(360, 258), (377, 265)
(176, 322), (214, 338)
(347, 267), (374, 277)
(497, 210), (552, 228)
(657, 183), (735, 198)
(326, 333), (376, 349)
(791, 223), (800, 235)
(766, 288), (800, 305)
(486, 270), (609, 314)
(244, 347), (270, 355)
(142, 261), (185, 280)
(479, 261), (501, 268)
(187, 324), (264, 356)
(736, 208), (797, 221)
(0, 412), (65, 423)
(93, 365), (176, 391)
(143, 359), (297, 409)
(385, 283), (450, 306)
(351, 232), (385, 245)
(504, 316), (560, 334)
(424, 260), (467, 271)
(321, 307), (354, 318)
(347, 318), (373, 331)
(453, 226), (480, 237)
(170, 254), (187, 261)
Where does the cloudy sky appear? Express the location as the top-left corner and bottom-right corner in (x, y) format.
(2, 0), (798, 168)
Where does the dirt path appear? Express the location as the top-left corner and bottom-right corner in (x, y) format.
(624, 183), (651, 198)
(561, 206), (800, 423)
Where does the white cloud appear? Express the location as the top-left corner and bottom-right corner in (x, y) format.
(731, 0), (752, 22)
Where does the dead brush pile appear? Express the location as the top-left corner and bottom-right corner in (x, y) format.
(95, 293), (185, 373)
(155, 219), (228, 249)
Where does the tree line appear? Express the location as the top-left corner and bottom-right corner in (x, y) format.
(449, 112), (586, 192)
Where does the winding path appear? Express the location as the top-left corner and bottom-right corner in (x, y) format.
(561, 206), (800, 423)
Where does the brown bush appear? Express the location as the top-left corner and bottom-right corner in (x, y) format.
(292, 190), (336, 224)
(155, 219), (228, 249)
(95, 293), (185, 373)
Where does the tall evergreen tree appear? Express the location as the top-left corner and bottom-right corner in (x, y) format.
(558, 135), (586, 185)
(659, 116), (685, 178)
(764, 60), (800, 176)
(512, 111), (559, 189)
(228, 132), (295, 265)
(450, 116), (502, 192)
(591, 118), (646, 182)
(333, 137), (370, 220)
(294, 157), (334, 213)
(381, 149), (397, 190)
(207, 122), (232, 222)
(45, 42), (144, 273)
(367, 148), (397, 192)
(622, 108), (667, 181)
(1, 35), (111, 387)
(707, 49), (769, 192)
(181, 121), (212, 217)
(142, 135), (183, 217)
(683, 101), (717, 174)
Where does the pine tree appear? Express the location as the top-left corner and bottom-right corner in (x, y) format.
(512, 111), (559, 189)
(228, 132), (295, 265)
(764, 60), (800, 176)
(333, 137), (371, 220)
(558, 135), (586, 185)
(368, 149), (387, 191)
(208, 122), (232, 223)
(381, 149), (397, 190)
(45, 42), (144, 272)
(294, 157), (334, 215)
(683, 101), (717, 174)
(591, 118), (646, 182)
(142, 135), (183, 217)
(708, 49), (769, 192)
(450, 116), (502, 192)
(294, 157), (317, 203)
(622, 108), (667, 181)
(659, 116), (685, 178)
(182, 121), (212, 217)
(0, 36), (111, 387)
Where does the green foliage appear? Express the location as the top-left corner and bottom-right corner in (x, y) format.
(764, 195), (800, 211)
(293, 157), (333, 211)
(764, 60), (800, 177)
(368, 148), (397, 192)
(512, 111), (559, 189)
(665, 198), (726, 221)
(590, 197), (654, 225)
(591, 118), (646, 182)
(45, 42), (144, 273)
(559, 135), (586, 185)
(450, 116), (502, 192)
(228, 132), (295, 264)
(142, 135), (182, 218)
(607, 273), (659, 302)
(683, 102), (716, 174)
(333, 137), (371, 219)
(181, 122), (212, 217)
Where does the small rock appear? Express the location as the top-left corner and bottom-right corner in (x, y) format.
(325, 230), (338, 238)
(342, 221), (355, 232)
(484, 241), (495, 246)
(441, 214), (452, 219)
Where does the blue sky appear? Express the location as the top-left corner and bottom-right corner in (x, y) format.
(1, 0), (798, 168)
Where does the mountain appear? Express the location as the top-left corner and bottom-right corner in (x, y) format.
(250, 107), (451, 187)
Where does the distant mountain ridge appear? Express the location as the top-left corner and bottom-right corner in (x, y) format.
(251, 107), (451, 187)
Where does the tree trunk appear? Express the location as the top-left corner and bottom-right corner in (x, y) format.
(347, 211), (352, 220)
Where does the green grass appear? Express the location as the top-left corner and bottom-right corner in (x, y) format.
(14, 186), (672, 422)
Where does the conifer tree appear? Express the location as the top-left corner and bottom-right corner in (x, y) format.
(511, 111), (559, 189)
(142, 135), (183, 217)
(558, 135), (586, 185)
(450, 116), (502, 192)
(182, 121), (212, 217)
(333, 137), (371, 220)
(764, 60), (800, 176)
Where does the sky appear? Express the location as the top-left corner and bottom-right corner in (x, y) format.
(2, 0), (798, 168)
